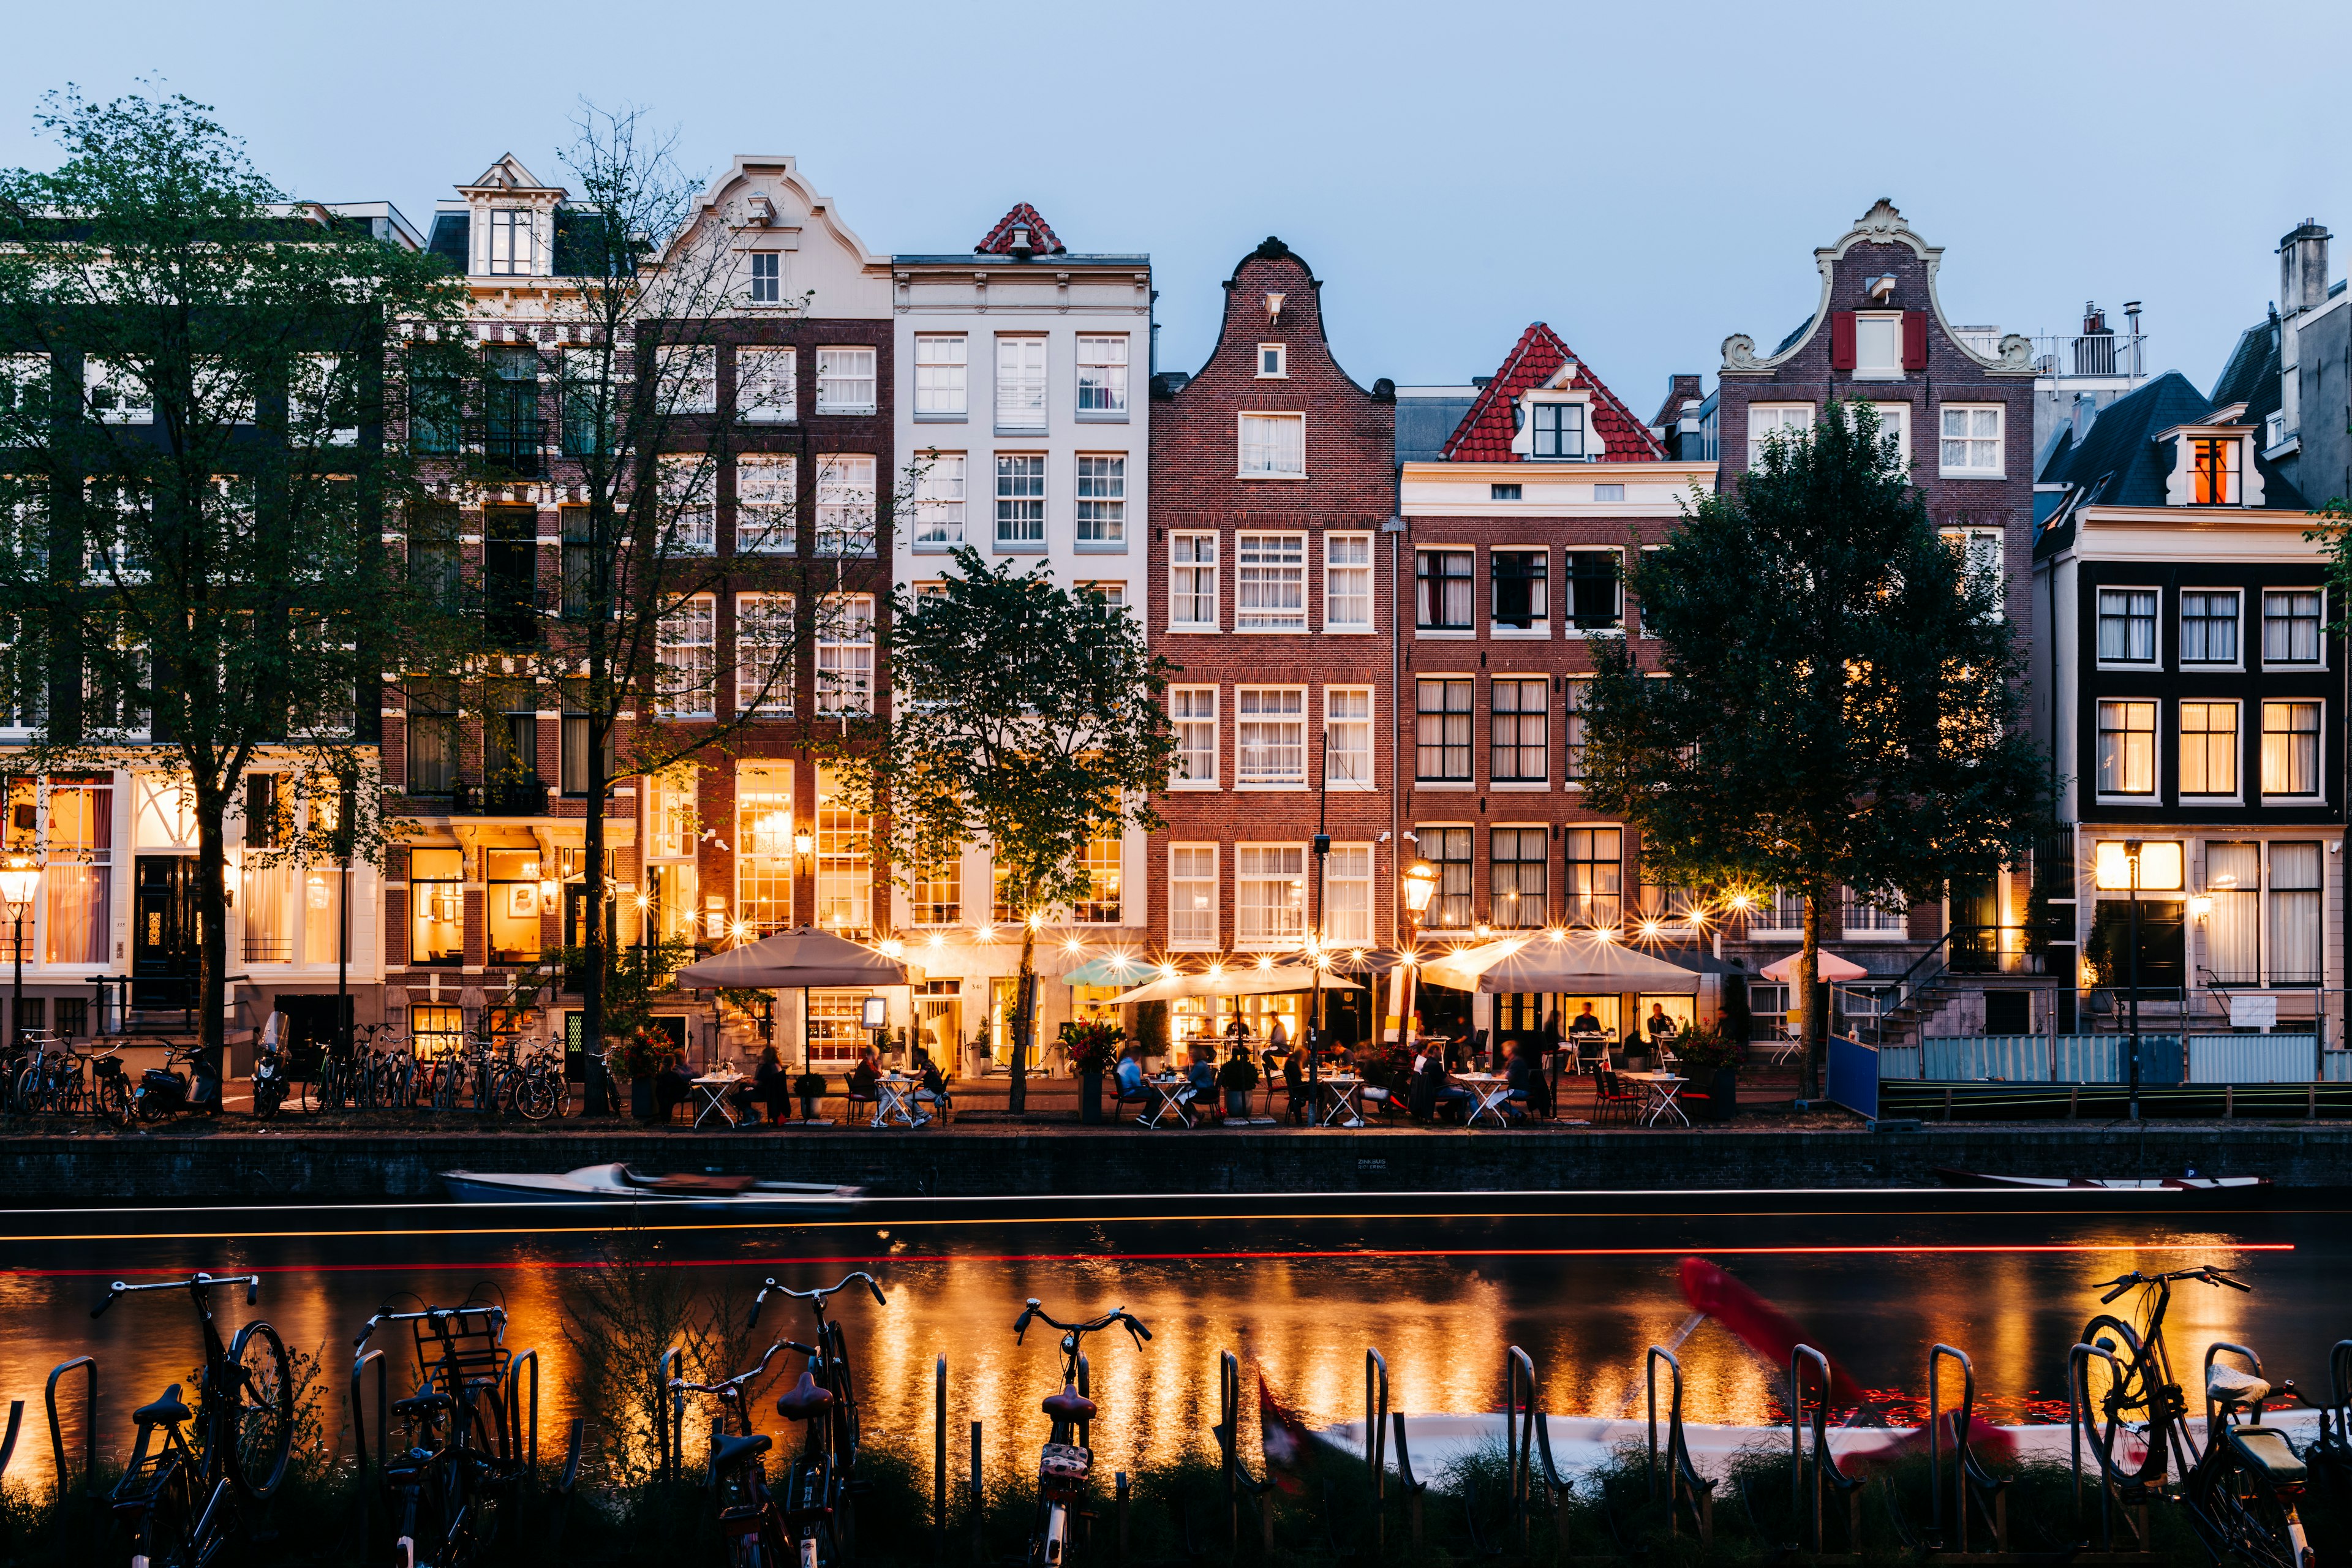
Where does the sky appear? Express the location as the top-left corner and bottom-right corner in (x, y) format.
(6, 0), (2351, 413)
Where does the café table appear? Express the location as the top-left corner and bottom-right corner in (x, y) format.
(688, 1073), (742, 1129)
(1137, 1074), (1196, 1129)
(1315, 1074), (1366, 1128)
(1451, 1071), (1517, 1129)
(871, 1073), (928, 1128)
(1619, 1069), (1690, 1127)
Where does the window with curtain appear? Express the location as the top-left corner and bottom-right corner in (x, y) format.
(2180, 590), (2239, 664)
(42, 779), (110, 964)
(735, 764), (794, 937)
(1170, 687), (1216, 786)
(814, 766), (870, 936)
(1072, 834), (1122, 924)
(2097, 699), (2156, 795)
(2097, 589), (2157, 663)
(1170, 845), (1216, 948)
(1237, 413), (1304, 477)
(656, 595), (717, 718)
(736, 455), (796, 554)
(1415, 550), (1472, 630)
(995, 338), (1046, 432)
(2262, 590), (2323, 664)
(1418, 826), (1472, 930)
(910, 453), (965, 548)
(2267, 841), (2321, 986)
(1564, 827), (1621, 928)
(1324, 534), (1371, 628)
(1325, 687), (1371, 784)
(1490, 678), (1547, 782)
(1326, 845), (1371, 946)
(815, 348), (876, 415)
(1235, 843), (1306, 946)
(734, 593), (795, 716)
(1491, 551), (1547, 628)
(1562, 679), (1589, 783)
(1565, 550), (1621, 631)
(1235, 687), (1305, 784)
(1415, 679), (1472, 782)
(1490, 827), (1547, 927)
(2261, 701), (2321, 796)
(2179, 702), (2238, 797)
(2202, 842), (2260, 986)
(1235, 533), (1305, 628)
(1169, 533), (1217, 628)
(913, 335), (965, 418)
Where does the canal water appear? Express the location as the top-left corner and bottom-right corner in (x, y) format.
(0, 1191), (2340, 1487)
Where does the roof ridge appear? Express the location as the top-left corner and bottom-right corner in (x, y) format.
(1439, 322), (1667, 464)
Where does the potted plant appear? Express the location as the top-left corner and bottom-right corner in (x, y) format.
(793, 1069), (827, 1122)
(1060, 1019), (1124, 1125)
(612, 1028), (678, 1121)
(1672, 1025), (1746, 1122)
(1217, 1046), (1259, 1121)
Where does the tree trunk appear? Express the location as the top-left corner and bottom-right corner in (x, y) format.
(1799, 889), (1823, 1101)
(582, 719), (611, 1115)
(195, 799), (228, 1101)
(1012, 921), (1034, 1114)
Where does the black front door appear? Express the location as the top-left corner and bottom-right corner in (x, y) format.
(133, 856), (200, 1009)
(2089, 899), (2187, 997)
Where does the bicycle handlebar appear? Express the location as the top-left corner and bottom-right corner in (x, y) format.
(92, 1272), (260, 1319)
(1012, 1298), (1153, 1348)
(352, 1302), (508, 1350)
(670, 1340), (799, 1395)
(2094, 1265), (2248, 1305)
(748, 1271), (888, 1329)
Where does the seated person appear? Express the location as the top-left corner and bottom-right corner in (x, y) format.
(1114, 1044), (1146, 1101)
(1504, 1039), (1550, 1120)
(733, 1044), (791, 1125)
(911, 1045), (951, 1121)
(654, 1057), (695, 1118)
(846, 1049), (881, 1107)
(1282, 1046), (1308, 1125)
(1182, 1045), (1219, 1122)
(1408, 1047), (1471, 1121)
(1646, 1003), (1680, 1050)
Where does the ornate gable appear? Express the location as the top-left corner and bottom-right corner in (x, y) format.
(1441, 323), (1665, 463)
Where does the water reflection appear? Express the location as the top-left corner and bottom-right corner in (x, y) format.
(0, 1207), (2327, 1490)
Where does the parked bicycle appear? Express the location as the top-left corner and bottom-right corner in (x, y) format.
(1009, 1298), (1152, 1568)
(354, 1295), (523, 1568)
(95, 1272), (293, 1566)
(2076, 1265), (2317, 1568)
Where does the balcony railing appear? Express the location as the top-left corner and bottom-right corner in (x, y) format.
(2032, 332), (2147, 380)
(450, 777), (550, 816)
(467, 419), (549, 477)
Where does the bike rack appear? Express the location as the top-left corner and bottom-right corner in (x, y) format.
(1210, 1351), (1274, 1553)
(968, 1418), (984, 1565)
(1928, 1341), (2008, 1551)
(546, 1417), (587, 1553)
(934, 1355), (948, 1562)
(2322, 1339), (2352, 1464)
(1787, 1344), (1862, 1553)
(43, 1355), (96, 1502)
(2069, 1341), (2137, 1551)
(1504, 1346), (1538, 1548)
(349, 1345), (390, 1545)
(505, 1347), (540, 1480)
(1365, 1348), (1390, 1555)
(0, 1399), (23, 1482)
(656, 1344), (685, 1484)
(1389, 1388), (1430, 1545)
(1645, 1344), (1714, 1542)
(2203, 1340), (2264, 1438)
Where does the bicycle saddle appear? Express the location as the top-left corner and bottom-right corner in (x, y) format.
(134, 1387), (191, 1428)
(2226, 1424), (2308, 1483)
(713, 1430), (774, 1468)
(777, 1370), (834, 1420)
(1041, 1382), (1098, 1423)
(2207, 1363), (2271, 1407)
(393, 1388), (453, 1415)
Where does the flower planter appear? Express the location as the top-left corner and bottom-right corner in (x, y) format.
(1705, 1067), (1738, 1121)
(629, 1079), (654, 1120)
(1224, 1089), (1253, 1120)
(1079, 1071), (1103, 1124)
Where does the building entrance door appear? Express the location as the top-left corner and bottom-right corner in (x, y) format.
(133, 856), (201, 1010)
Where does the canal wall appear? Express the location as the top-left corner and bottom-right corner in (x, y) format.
(2, 1123), (2349, 1202)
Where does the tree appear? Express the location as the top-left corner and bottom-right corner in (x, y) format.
(830, 546), (1179, 1112)
(1581, 402), (2045, 1098)
(0, 88), (466, 1072)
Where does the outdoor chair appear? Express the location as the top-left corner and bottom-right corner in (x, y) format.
(1591, 1068), (1643, 1126)
(843, 1089), (879, 1125)
(1110, 1080), (1152, 1123)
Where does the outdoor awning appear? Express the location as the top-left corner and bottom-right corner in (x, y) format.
(1104, 966), (1365, 1006)
(675, 925), (909, 990)
(1419, 934), (1702, 995)
(1060, 956), (1152, 989)
(1758, 950), (1871, 982)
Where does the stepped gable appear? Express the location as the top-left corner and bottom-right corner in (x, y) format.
(1440, 322), (1666, 462)
(974, 203), (1065, 256)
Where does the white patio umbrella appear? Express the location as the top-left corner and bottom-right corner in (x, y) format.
(1103, 965), (1364, 1006)
(1419, 933), (1702, 994)
(1758, 950), (1870, 982)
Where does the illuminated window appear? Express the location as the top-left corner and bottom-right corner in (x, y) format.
(2191, 437), (2240, 505)
(735, 764), (794, 937)
(1490, 827), (1547, 928)
(1564, 827), (1621, 928)
(1234, 843), (1306, 947)
(2261, 701), (2321, 797)
(814, 766), (870, 936)
(1072, 833), (1122, 925)
(2096, 699), (2156, 796)
(2178, 703), (2238, 797)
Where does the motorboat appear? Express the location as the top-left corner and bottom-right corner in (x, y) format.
(442, 1162), (864, 1212)
(1932, 1168), (2271, 1193)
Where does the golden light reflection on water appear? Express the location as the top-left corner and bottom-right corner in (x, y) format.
(0, 1219), (2315, 1491)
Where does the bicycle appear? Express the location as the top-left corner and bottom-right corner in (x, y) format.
(355, 1296), (521, 1568)
(1009, 1298), (1153, 1568)
(96, 1272), (293, 1567)
(2076, 1265), (2317, 1568)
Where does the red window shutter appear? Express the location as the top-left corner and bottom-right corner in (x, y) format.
(1902, 310), (1929, 369)
(1829, 312), (1856, 371)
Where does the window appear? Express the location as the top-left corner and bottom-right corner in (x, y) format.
(1080, 581), (1126, 611)
(40, 778), (110, 965)
(1077, 336), (1128, 415)
(85, 358), (151, 424)
(1235, 844), (1307, 947)
(815, 348), (876, 415)
(748, 250), (780, 303)
(657, 595), (717, 717)
(911, 453), (966, 547)
(1530, 401), (1586, 459)
(1416, 549), (1473, 630)
(1171, 688), (1217, 786)
(736, 764), (794, 935)
(655, 456), (719, 557)
(661, 345), (718, 415)
(1235, 533), (1305, 630)
(1862, 403), (1909, 464)
(1492, 549), (1547, 630)
(1593, 482), (1624, 502)
(2097, 589), (2157, 664)
(1940, 526), (2003, 614)
(1170, 845), (1217, 948)
(913, 334), (967, 418)
(2268, 842), (2323, 985)
(289, 354), (356, 444)
(1170, 533), (1217, 629)
(1562, 678), (1589, 783)
(483, 847), (542, 965)
(405, 681), (458, 794)
(2261, 701), (2321, 797)
(410, 847), (464, 965)
(559, 679), (611, 796)
(733, 454), (795, 554)
(816, 594), (875, 716)
(813, 764), (870, 936)
(1238, 412), (1305, 477)
(1490, 827), (1548, 927)
(1236, 687), (1306, 785)
(2180, 590), (2240, 664)
(815, 455), (876, 555)
(84, 481), (149, 583)
(1490, 679), (1547, 782)
(735, 593), (794, 715)
(2178, 702), (2237, 797)
(557, 352), (610, 456)
(1324, 533), (1371, 629)
(2095, 699), (2155, 796)
(1326, 845), (1371, 946)
(1416, 678), (1472, 782)
(1491, 483), (1522, 502)
(1419, 827), (1472, 929)
(1565, 549), (1622, 631)
(2203, 842), (2260, 986)
(1939, 404), (2003, 475)
(738, 347), (797, 423)
(1073, 833), (1122, 924)
(1, 355), (48, 423)
(1853, 313), (1902, 377)
(994, 454), (1045, 546)
(1256, 344), (1287, 378)
(2192, 437), (2242, 505)
(1325, 687), (1372, 785)
(1076, 454), (1125, 545)
(908, 853), (959, 927)
(2262, 590), (2323, 665)
(488, 207), (537, 275)
(995, 337), (1046, 432)
(1747, 403), (1811, 467)
(556, 505), (596, 619)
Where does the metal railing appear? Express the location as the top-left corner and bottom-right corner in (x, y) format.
(2032, 331), (2147, 379)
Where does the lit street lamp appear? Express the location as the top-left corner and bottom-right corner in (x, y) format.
(2123, 839), (2143, 1122)
(1398, 858), (1439, 1049)
(0, 856), (40, 1055)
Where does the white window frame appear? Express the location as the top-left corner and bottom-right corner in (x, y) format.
(815, 347), (876, 415)
(662, 345), (719, 415)
(1169, 532), (1218, 631)
(1237, 412), (1306, 478)
(993, 453), (1046, 549)
(2095, 698), (2158, 800)
(1169, 843), (1218, 950)
(1325, 686), (1373, 788)
(486, 207), (538, 276)
(1325, 843), (1373, 946)
(1562, 676), (1589, 789)
(1861, 400), (1910, 465)
(1746, 402), (1812, 469)
(2260, 699), (2324, 801)
(658, 454), (717, 554)
(85, 358), (152, 424)
(1074, 453), (1125, 548)
(1076, 335), (1128, 418)
(656, 594), (717, 718)
(747, 249), (781, 304)
(735, 454), (796, 554)
(913, 334), (967, 421)
(1256, 343), (1287, 379)
(1852, 312), (1904, 379)
(1234, 532), (1306, 631)
(2095, 586), (2161, 669)
(910, 451), (967, 549)
(2177, 699), (2239, 802)
(1323, 532), (1372, 631)
(734, 592), (795, 716)
(1234, 842), (1307, 949)
(816, 594), (876, 717)
(1938, 402), (2005, 477)
(2260, 589), (2326, 668)
(995, 336), (1047, 434)
(290, 354), (356, 444)
(1235, 686), (1307, 788)
(814, 455), (876, 556)
(2179, 588), (2243, 669)
(737, 347), (797, 423)
(1170, 686), (1218, 788)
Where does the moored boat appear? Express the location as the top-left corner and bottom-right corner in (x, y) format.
(1932, 1167), (2271, 1192)
(442, 1161), (863, 1212)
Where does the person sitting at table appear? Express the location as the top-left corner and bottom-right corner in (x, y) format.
(1646, 1003), (1679, 1049)
(911, 1044), (951, 1125)
(1224, 1016), (1253, 1054)
(1504, 1038), (1548, 1121)
(653, 1056), (695, 1121)
(1281, 1042), (1308, 1125)
(1218, 1043), (1259, 1121)
(845, 1048), (881, 1121)
(733, 1044), (791, 1126)
(1182, 1044), (1219, 1124)
(1409, 1045), (1470, 1123)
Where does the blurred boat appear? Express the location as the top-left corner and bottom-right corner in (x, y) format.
(1932, 1169), (2270, 1193)
(442, 1162), (862, 1212)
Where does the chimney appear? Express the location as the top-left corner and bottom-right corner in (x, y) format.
(1008, 224), (1033, 260)
(2279, 219), (2331, 314)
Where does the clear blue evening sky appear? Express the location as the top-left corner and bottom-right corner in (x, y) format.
(5, 0), (2349, 412)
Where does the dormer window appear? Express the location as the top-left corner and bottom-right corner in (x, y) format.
(2192, 437), (2241, 505)
(1853, 312), (1902, 378)
(488, 208), (537, 276)
(1531, 401), (1586, 460)
(1257, 344), (1286, 379)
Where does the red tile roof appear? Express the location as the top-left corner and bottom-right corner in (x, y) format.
(973, 203), (1066, 256)
(1439, 323), (1667, 463)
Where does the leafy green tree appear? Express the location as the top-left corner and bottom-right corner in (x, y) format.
(1581, 402), (2045, 1097)
(0, 88), (466, 1072)
(829, 546), (1179, 1111)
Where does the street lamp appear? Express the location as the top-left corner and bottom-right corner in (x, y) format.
(2123, 839), (2143, 1122)
(1399, 858), (1439, 1047)
(0, 856), (39, 1055)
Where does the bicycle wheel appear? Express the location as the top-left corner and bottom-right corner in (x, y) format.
(2079, 1314), (2158, 1480)
(514, 1072), (557, 1122)
(127, 1458), (199, 1568)
(225, 1320), (294, 1498)
(96, 1072), (134, 1126)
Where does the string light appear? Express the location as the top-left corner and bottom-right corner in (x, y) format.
(878, 938), (904, 960)
(926, 932), (946, 952)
